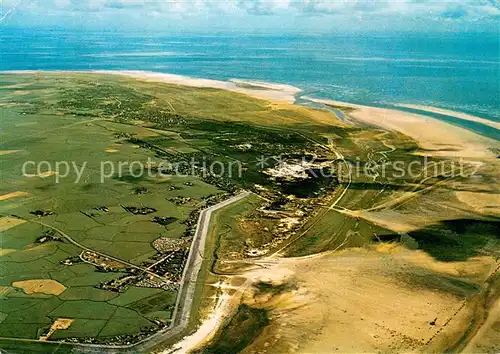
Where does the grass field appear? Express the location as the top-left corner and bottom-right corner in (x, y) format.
(0, 74), (229, 342)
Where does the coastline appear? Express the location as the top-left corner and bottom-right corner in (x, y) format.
(3, 70), (498, 159)
(2, 70), (499, 353)
(304, 96), (499, 159)
(395, 104), (500, 131)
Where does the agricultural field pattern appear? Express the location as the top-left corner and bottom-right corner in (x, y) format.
(0, 73), (499, 353)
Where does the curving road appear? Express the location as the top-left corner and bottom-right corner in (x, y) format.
(25, 219), (166, 281)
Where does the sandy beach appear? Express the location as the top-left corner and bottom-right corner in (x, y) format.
(396, 104), (500, 131)
(305, 97), (499, 159)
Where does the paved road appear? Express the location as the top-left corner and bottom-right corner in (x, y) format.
(2, 192), (251, 353)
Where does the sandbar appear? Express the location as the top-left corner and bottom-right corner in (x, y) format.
(305, 97), (499, 159)
(397, 104), (500, 131)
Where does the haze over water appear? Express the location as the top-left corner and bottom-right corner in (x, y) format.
(2, 29), (499, 125)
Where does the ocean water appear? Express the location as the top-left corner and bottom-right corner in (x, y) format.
(2, 29), (499, 128)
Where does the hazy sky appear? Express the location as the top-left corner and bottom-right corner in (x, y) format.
(1, 0), (499, 34)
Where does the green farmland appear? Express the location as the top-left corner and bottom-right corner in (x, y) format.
(0, 74), (228, 343)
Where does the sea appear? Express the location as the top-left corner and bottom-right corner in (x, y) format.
(1, 29), (499, 137)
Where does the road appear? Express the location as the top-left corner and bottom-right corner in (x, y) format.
(26, 219), (167, 281)
(269, 143), (352, 257)
(2, 192), (251, 353)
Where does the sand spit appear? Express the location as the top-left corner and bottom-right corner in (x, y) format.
(95, 70), (302, 103)
(0, 216), (26, 232)
(397, 104), (500, 131)
(305, 97), (499, 159)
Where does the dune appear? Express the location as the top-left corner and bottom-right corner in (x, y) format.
(0, 150), (21, 156)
